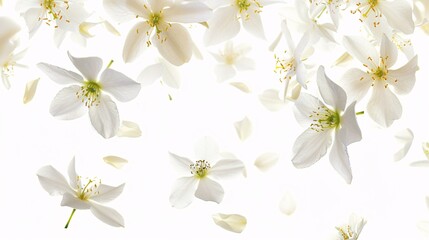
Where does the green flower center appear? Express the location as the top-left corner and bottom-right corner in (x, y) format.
(373, 66), (386, 79)
(236, 0), (251, 12)
(190, 160), (211, 178)
(309, 106), (341, 132)
(148, 13), (162, 28)
(76, 81), (102, 108)
(76, 176), (100, 200)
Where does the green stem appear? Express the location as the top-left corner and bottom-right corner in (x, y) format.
(64, 209), (76, 229)
(356, 111), (364, 115)
(106, 60), (114, 69)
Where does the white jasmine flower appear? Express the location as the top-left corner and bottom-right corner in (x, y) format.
(342, 34), (418, 127)
(335, 213), (366, 240)
(273, 20), (310, 92)
(310, 0), (346, 28)
(38, 52), (141, 138)
(203, 0), (279, 46)
(169, 137), (245, 208)
(103, 0), (212, 65)
(211, 41), (255, 82)
(16, 0), (90, 37)
(292, 66), (362, 184)
(37, 157), (125, 228)
(349, 0), (414, 35)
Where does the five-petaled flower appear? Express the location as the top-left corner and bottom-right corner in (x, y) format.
(38, 52), (141, 138)
(37, 157), (125, 228)
(335, 213), (367, 240)
(292, 66), (362, 184)
(342, 34), (418, 127)
(103, 0), (212, 65)
(169, 137), (245, 208)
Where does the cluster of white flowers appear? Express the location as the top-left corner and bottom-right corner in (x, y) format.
(2, 0), (429, 238)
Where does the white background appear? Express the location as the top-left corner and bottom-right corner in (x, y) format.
(1, 0), (429, 239)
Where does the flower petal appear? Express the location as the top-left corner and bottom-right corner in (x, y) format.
(194, 136), (220, 162)
(169, 176), (198, 208)
(169, 152), (194, 174)
(163, 2), (212, 23)
(159, 59), (181, 89)
(88, 94), (120, 139)
(37, 63), (83, 84)
(204, 7), (240, 46)
(329, 132), (352, 184)
(68, 157), (78, 189)
(342, 68), (371, 103)
(294, 92), (324, 126)
(234, 116), (252, 141)
(291, 128), (333, 168)
(23, 78), (40, 104)
(380, 0), (414, 34)
(388, 55), (418, 95)
(259, 89), (285, 111)
(89, 202), (125, 227)
(153, 23), (192, 66)
(195, 177), (224, 204)
(67, 52), (103, 81)
(212, 213), (247, 233)
(254, 152), (279, 172)
(117, 121), (142, 138)
(230, 82), (251, 93)
(91, 183), (125, 203)
(380, 34), (398, 68)
(61, 192), (90, 209)
(241, 11), (265, 39)
(103, 0), (139, 23)
(279, 191), (296, 215)
(393, 128), (414, 161)
(49, 85), (87, 120)
(210, 159), (245, 179)
(367, 82), (402, 127)
(123, 21), (151, 63)
(0, 16), (20, 43)
(100, 68), (141, 102)
(343, 36), (378, 68)
(339, 101), (362, 146)
(317, 66), (347, 111)
(138, 63), (162, 86)
(37, 165), (72, 196)
(103, 156), (129, 169)
(22, 8), (43, 37)
(235, 57), (255, 71)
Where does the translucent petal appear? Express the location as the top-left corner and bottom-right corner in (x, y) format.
(259, 89), (285, 112)
(367, 82), (402, 127)
(194, 136), (220, 162)
(37, 63), (83, 84)
(212, 213), (247, 233)
(23, 78), (39, 104)
(61, 193), (90, 209)
(91, 183), (125, 203)
(292, 128), (333, 168)
(380, 0), (414, 34)
(388, 55), (418, 95)
(329, 132), (352, 184)
(163, 2), (212, 23)
(88, 94), (120, 139)
(169, 177), (198, 208)
(117, 121), (142, 138)
(37, 166), (72, 196)
(195, 177), (224, 204)
(169, 152), (194, 174)
(234, 116), (252, 141)
(317, 66), (346, 111)
(103, 156), (129, 169)
(123, 22), (151, 63)
(204, 7), (240, 46)
(230, 82), (251, 93)
(241, 11), (265, 39)
(100, 68), (141, 102)
(339, 102), (362, 146)
(153, 23), (192, 66)
(279, 191), (296, 215)
(49, 85), (87, 120)
(210, 159), (245, 179)
(67, 52), (102, 81)
(254, 152), (279, 172)
(393, 128), (414, 161)
(89, 202), (125, 227)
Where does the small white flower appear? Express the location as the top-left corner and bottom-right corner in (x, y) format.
(349, 0), (414, 35)
(335, 213), (367, 240)
(292, 66), (362, 184)
(169, 137), (245, 208)
(342, 34), (418, 127)
(37, 157), (125, 228)
(211, 41), (255, 82)
(203, 0), (279, 45)
(16, 0), (90, 37)
(103, 0), (212, 65)
(38, 52), (141, 138)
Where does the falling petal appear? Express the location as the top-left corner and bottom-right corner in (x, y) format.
(104, 21), (121, 36)
(117, 121), (142, 138)
(332, 52), (353, 67)
(410, 161), (429, 167)
(393, 128), (414, 161)
(279, 191), (296, 216)
(254, 152), (279, 172)
(259, 89), (285, 111)
(423, 142), (429, 159)
(103, 156), (128, 169)
(79, 22), (98, 38)
(229, 82), (251, 93)
(212, 213), (247, 233)
(234, 117), (252, 141)
(23, 78), (40, 104)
